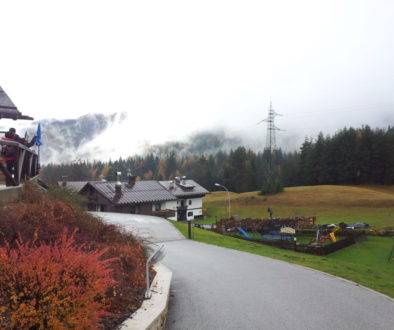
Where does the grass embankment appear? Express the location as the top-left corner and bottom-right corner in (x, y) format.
(170, 185), (394, 298)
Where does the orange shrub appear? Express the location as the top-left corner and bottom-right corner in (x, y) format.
(0, 230), (116, 329)
(0, 183), (150, 327)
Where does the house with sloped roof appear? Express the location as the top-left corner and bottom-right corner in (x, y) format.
(63, 174), (209, 220)
(159, 177), (209, 220)
(58, 179), (89, 193)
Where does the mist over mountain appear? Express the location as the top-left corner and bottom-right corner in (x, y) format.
(40, 113), (127, 163)
(143, 131), (243, 157)
(0, 112), (247, 164)
(0, 112), (128, 164)
(4, 110), (389, 165)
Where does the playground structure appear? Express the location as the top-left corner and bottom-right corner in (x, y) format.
(212, 216), (365, 256)
(212, 216), (316, 235)
(235, 227), (251, 239)
(309, 226), (340, 245)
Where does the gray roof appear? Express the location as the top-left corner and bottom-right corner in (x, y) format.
(159, 179), (210, 197)
(87, 180), (178, 205)
(0, 86), (34, 120)
(58, 181), (88, 192)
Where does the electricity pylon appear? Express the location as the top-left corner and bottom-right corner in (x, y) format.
(257, 101), (283, 174)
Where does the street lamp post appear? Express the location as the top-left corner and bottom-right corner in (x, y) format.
(215, 183), (231, 219)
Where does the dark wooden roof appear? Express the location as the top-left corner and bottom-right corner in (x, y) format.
(159, 180), (210, 197)
(86, 180), (178, 205)
(0, 86), (34, 120)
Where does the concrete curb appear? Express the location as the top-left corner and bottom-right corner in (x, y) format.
(120, 263), (172, 330)
(0, 185), (22, 203)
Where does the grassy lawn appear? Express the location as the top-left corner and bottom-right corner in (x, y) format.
(169, 185), (394, 298)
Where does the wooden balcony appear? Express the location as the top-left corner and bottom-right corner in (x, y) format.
(0, 140), (39, 187)
(150, 209), (176, 218)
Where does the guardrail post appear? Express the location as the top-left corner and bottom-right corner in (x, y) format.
(145, 245), (164, 299)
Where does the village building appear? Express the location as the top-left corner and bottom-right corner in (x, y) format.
(59, 179), (88, 193)
(159, 177), (209, 221)
(60, 174), (209, 221)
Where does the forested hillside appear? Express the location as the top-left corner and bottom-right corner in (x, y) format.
(42, 126), (394, 192)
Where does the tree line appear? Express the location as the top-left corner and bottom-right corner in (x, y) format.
(42, 125), (394, 192)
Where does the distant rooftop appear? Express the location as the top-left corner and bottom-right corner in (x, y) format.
(159, 179), (209, 197)
(58, 181), (88, 193)
(86, 180), (178, 205)
(0, 86), (34, 121)
(61, 178), (210, 204)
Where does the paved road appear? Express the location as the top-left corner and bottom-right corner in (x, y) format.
(96, 213), (394, 330)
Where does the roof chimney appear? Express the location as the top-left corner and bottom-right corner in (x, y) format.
(115, 172), (122, 196)
(61, 176), (67, 187)
(127, 172), (136, 188)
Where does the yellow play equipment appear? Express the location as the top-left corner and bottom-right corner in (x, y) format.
(329, 226), (340, 243)
(310, 225), (340, 245)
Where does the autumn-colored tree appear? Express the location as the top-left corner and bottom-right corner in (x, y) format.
(0, 231), (116, 329)
(157, 158), (167, 180)
(143, 170), (154, 180)
(0, 183), (149, 328)
(100, 164), (111, 180)
(90, 167), (98, 180)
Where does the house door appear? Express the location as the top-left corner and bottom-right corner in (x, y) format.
(177, 206), (187, 221)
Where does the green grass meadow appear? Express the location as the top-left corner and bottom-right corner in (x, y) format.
(169, 185), (394, 298)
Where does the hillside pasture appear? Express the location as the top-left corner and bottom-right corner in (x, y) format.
(203, 185), (394, 229)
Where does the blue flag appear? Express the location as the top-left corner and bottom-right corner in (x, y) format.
(36, 123), (43, 146)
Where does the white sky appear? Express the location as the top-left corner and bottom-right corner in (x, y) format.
(1, 0), (394, 152)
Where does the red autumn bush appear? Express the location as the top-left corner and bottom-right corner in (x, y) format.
(0, 230), (116, 329)
(0, 183), (150, 328)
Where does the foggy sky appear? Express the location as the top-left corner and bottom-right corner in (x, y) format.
(1, 0), (394, 156)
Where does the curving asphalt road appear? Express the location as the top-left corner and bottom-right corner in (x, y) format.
(95, 212), (394, 330)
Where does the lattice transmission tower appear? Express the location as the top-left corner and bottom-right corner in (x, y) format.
(256, 101), (283, 177)
(262, 101), (282, 153)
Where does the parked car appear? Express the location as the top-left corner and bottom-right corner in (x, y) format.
(346, 222), (369, 230)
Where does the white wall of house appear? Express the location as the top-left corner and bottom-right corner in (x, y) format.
(185, 197), (203, 220)
(147, 197), (205, 221)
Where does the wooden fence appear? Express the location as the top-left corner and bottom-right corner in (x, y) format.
(213, 216), (317, 234)
(228, 231), (366, 256)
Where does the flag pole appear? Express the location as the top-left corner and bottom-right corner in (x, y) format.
(36, 122), (42, 169)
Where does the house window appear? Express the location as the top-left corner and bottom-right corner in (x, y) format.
(154, 203), (161, 211)
(188, 200), (192, 205)
(188, 211), (193, 217)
